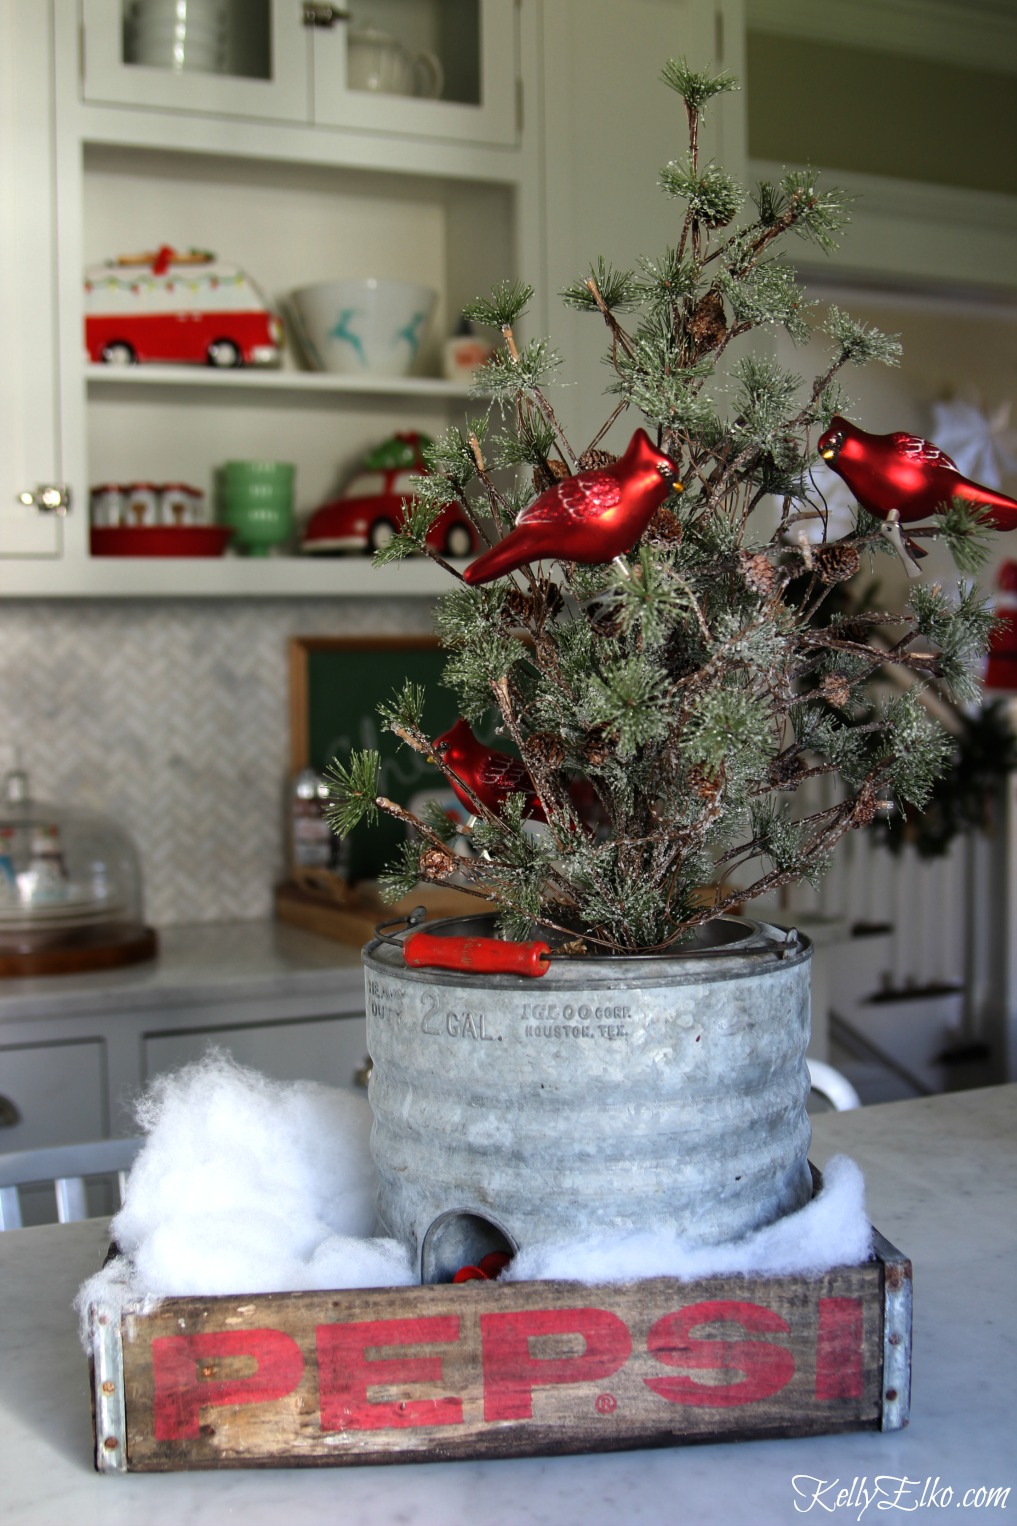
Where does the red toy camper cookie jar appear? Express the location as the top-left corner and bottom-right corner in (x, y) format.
(84, 245), (283, 368)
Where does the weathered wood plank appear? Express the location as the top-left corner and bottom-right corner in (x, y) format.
(116, 1262), (888, 1469)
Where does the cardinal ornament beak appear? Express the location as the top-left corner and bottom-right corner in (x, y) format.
(818, 429), (844, 463)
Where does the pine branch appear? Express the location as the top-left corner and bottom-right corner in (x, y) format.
(485, 320), (580, 469)
(467, 430), (510, 538)
(491, 674), (570, 847)
(581, 275), (639, 363)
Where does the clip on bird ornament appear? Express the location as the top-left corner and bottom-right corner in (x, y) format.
(463, 428), (680, 585)
(429, 718), (546, 824)
(818, 414), (1017, 568)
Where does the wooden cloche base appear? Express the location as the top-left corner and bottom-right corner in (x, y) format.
(0, 923), (158, 978)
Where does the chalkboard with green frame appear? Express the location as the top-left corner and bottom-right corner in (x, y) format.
(289, 636), (466, 882)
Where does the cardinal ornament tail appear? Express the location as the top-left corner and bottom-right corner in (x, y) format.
(463, 530), (557, 586)
(953, 483), (1017, 533)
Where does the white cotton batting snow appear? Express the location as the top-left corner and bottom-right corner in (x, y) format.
(109, 1049), (399, 1290)
(76, 1050), (872, 1346)
(75, 1050), (415, 1342)
(503, 1154), (872, 1284)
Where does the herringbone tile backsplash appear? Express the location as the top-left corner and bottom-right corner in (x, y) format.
(0, 599), (433, 925)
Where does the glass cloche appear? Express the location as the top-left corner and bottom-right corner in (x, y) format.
(0, 764), (155, 975)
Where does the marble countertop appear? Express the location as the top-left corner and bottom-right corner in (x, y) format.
(2, 1085), (1015, 1526)
(0, 920), (365, 1022)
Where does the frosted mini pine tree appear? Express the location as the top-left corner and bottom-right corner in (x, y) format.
(327, 59), (994, 955)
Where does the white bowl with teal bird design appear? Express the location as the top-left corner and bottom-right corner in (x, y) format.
(291, 278), (437, 377)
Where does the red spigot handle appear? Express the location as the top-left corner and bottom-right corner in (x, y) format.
(402, 932), (551, 977)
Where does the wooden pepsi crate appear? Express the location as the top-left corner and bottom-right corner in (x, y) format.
(87, 1228), (910, 1471)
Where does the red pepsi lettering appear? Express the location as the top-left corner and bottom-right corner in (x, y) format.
(480, 1307), (631, 1421)
(815, 1297), (864, 1400)
(152, 1328), (304, 1441)
(644, 1299), (794, 1407)
(317, 1316), (463, 1431)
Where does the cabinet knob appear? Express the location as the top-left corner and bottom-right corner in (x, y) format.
(302, 3), (350, 25)
(0, 1095), (22, 1127)
(17, 483), (72, 515)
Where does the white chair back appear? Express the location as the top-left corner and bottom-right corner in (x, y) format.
(0, 1137), (142, 1230)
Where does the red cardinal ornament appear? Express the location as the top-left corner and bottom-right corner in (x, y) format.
(431, 719), (547, 821)
(817, 415), (1017, 530)
(463, 428), (679, 585)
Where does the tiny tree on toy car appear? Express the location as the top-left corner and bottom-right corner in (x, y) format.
(326, 59), (1003, 956)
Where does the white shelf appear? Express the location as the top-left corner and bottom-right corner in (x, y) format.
(84, 365), (478, 402)
(1, 550), (458, 600)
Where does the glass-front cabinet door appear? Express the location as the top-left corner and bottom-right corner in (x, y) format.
(80, 0), (519, 146)
(80, 0), (310, 122)
(310, 0), (518, 147)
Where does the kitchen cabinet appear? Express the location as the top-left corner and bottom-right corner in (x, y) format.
(0, 921), (370, 1223)
(744, 1), (1017, 294)
(1, 0), (739, 599)
(5, 2), (1016, 599)
(2, 0), (537, 597)
(81, 0), (518, 148)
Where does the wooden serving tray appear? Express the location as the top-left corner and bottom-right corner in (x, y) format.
(274, 878), (481, 947)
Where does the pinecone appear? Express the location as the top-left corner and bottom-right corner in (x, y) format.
(851, 784), (880, 827)
(505, 584), (565, 624)
(532, 457), (570, 493)
(818, 673), (852, 709)
(769, 753), (805, 788)
(577, 447), (618, 472)
(527, 731), (566, 771)
(537, 582), (565, 619)
(504, 587), (536, 622)
(583, 727), (612, 768)
(689, 289), (727, 354)
(814, 542), (862, 584)
(833, 617), (872, 647)
(740, 550), (779, 596)
(418, 845), (457, 881)
(588, 601), (622, 638)
(687, 764), (721, 801)
(647, 503), (684, 543)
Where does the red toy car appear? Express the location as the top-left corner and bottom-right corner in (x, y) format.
(302, 433), (479, 558)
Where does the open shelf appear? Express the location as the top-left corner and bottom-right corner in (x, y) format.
(7, 549), (458, 599)
(85, 365), (478, 401)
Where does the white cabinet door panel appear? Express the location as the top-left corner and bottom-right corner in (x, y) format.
(143, 1015), (368, 1092)
(0, 1040), (107, 1149)
(0, 1), (63, 560)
